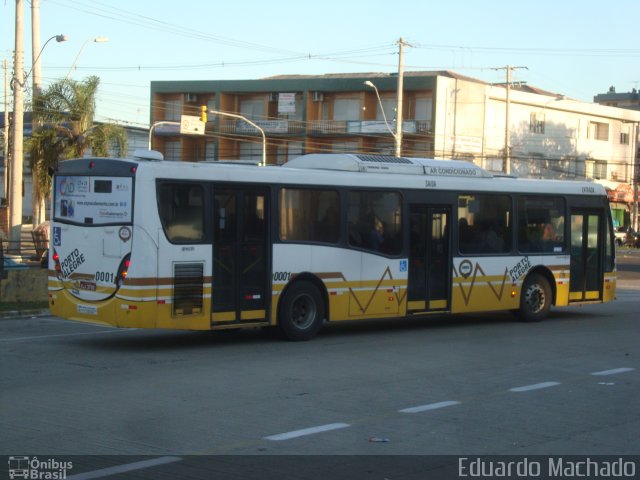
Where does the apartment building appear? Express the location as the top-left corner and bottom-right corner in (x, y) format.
(150, 71), (640, 227)
(150, 72), (444, 164)
(594, 86), (640, 111)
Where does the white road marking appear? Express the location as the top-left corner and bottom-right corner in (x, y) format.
(591, 367), (635, 376)
(66, 456), (182, 479)
(264, 423), (350, 441)
(399, 400), (461, 414)
(509, 381), (560, 392)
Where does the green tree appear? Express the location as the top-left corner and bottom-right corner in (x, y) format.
(28, 76), (128, 225)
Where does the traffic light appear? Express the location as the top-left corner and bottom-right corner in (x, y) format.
(200, 105), (207, 123)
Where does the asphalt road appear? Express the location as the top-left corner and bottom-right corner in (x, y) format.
(1, 250), (639, 478)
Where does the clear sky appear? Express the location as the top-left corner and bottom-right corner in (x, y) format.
(2, 0), (639, 127)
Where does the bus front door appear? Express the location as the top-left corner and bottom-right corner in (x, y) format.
(407, 206), (451, 313)
(212, 187), (269, 325)
(569, 210), (602, 302)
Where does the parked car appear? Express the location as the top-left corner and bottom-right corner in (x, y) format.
(614, 226), (628, 246)
(616, 226), (640, 248)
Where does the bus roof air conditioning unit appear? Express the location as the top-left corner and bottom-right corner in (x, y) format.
(311, 91), (324, 102)
(184, 93), (198, 103)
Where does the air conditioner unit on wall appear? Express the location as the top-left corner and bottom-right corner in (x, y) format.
(184, 93), (198, 103)
(311, 91), (324, 102)
(269, 92), (278, 102)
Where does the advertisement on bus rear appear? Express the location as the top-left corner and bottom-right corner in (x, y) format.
(54, 175), (133, 225)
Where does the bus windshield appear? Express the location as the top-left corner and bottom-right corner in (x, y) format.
(53, 175), (133, 225)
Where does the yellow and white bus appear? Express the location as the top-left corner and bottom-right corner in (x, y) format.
(48, 152), (616, 340)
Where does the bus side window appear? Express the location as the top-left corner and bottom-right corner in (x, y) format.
(517, 196), (565, 253)
(158, 183), (205, 243)
(458, 194), (511, 255)
(347, 191), (402, 256)
(279, 188), (340, 244)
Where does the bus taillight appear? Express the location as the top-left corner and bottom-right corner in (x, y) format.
(52, 250), (62, 277)
(116, 254), (131, 288)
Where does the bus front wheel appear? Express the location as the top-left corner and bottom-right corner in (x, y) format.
(277, 280), (325, 341)
(518, 273), (551, 322)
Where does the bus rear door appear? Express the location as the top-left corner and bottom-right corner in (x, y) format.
(212, 186), (269, 326)
(569, 209), (602, 302)
(407, 205), (451, 313)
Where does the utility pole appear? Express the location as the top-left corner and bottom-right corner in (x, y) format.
(634, 122), (639, 231)
(31, 0), (44, 227)
(493, 65), (527, 175)
(9, 0), (25, 253)
(3, 60), (8, 203)
(395, 37), (409, 158)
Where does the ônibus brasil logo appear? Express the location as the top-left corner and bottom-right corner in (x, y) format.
(8, 456), (73, 479)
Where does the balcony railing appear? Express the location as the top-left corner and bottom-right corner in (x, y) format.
(152, 118), (432, 136)
(308, 120), (348, 134)
(220, 119), (305, 135)
(308, 119), (432, 135)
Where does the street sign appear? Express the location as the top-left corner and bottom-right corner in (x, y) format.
(180, 115), (206, 135)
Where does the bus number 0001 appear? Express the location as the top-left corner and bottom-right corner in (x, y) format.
(95, 271), (115, 283)
(273, 272), (291, 282)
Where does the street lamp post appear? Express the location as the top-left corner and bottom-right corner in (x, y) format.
(364, 80), (401, 156)
(30, 33), (68, 227)
(208, 109), (266, 166)
(363, 38), (408, 158)
(66, 37), (109, 79)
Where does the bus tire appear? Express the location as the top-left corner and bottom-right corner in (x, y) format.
(518, 273), (551, 322)
(277, 280), (325, 341)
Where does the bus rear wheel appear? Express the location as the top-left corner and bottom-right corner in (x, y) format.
(277, 280), (325, 341)
(518, 273), (551, 322)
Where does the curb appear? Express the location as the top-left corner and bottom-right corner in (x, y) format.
(0, 309), (51, 320)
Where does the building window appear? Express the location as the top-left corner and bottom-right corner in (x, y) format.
(205, 142), (215, 161)
(589, 121), (609, 141)
(572, 157), (586, 178)
(206, 99), (216, 123)
(376, 98), (397, 121)
(348, 190), (402, 255)
(620, 132), (629, 145)
(164, 141), (181, 161)
(458, 194), (512, 254)
(333, 98), (361, 121)
(164, 99), (181, 121)
(239, 141), (261, 162)
(484, 157), (504, 173)
(529, 113), (545, 134)
(594, 160), (607, 180)
(414, 97), (433, 121)
(586, 159), (607, 180)
(279, 188), (340, 244)
(239, 99), (265, 120)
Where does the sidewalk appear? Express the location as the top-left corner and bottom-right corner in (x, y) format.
(0, 307), (50, 320)
(1, 223), (48, 267)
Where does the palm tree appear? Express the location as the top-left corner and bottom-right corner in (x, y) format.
(28, 76), (128, 225)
